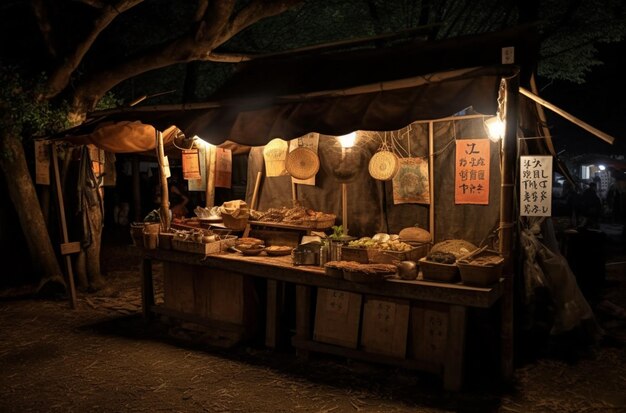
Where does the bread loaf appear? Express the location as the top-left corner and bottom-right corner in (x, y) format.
(398, 227), (432, 243)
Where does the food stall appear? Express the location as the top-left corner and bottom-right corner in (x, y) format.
(59, 26), (547, 390)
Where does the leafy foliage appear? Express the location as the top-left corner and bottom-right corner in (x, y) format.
(0, 66), (69, 139)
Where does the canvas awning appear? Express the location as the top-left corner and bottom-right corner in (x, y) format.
(59, 25), (539, 147)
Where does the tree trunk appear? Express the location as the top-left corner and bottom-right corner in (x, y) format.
(0, 133), (66, 292)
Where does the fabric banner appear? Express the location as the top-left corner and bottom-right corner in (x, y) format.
(289, 133), (319, 186)
(215, 148), (232, 188)
(392, 157), (430, 204)
(263, 138), (289, 177)
(454, 139), (490, 205)
(520, 155), (552, 216)
(188, 145), (207, 191)
(34, 140), (50, 185)
(182, 149), (201, 180)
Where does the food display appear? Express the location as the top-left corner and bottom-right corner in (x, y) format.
(398, 226), (432, 244)
(252, 205), (335, 228)
(341, 232), (427, 264)
(429, 239), (478, 259)
(457, 250), (504, 286)
(347, 233), (413, 252)
(425, 251), (456, 264)
(264, 245), (293, 256)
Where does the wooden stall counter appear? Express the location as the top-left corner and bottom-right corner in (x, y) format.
(141, 249), (505, 391)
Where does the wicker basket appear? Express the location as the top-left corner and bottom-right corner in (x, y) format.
(368, 150), (399, 181)
(221, 213), (248, 230)
(285, 147), (320, 179)
(418, 257), (459, 283)
(158, 232), (174, 250)
(130, 223), (145, 247)
(458, 257), (504, 286)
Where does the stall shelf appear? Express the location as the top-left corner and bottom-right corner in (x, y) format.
(141, 249), (504, 391)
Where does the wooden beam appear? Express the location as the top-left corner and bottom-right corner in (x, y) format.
(157, 130), (170, 230)
(428, 121), (435, 241)
(519, 87), (615, 145)
(51, 143), (77, 309)
(206, 145), (217, 207)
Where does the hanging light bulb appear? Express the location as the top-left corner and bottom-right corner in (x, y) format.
(485, 116), (505, 142)
(337, 132), (357, 148)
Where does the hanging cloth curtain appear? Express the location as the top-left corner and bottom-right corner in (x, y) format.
(77, 145), (104, 248)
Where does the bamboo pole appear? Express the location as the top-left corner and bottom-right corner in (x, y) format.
(342, 183), (348, 235)
(132, 155), (141, 223)
(428, 121), (435, 240)
(519, 87), (615, 145)
(499, 75), (519, 383)
(250, 171), (262, 210)
(156, 130), (170, 231)
(51, 143), (77, 309)
(291, 181), (297, 206)
(205, 145), (217, 207)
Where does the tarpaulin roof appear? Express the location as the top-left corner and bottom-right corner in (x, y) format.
(59, 24), (539, 149)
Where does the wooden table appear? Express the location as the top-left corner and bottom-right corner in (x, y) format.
(141, 249), (505, 391)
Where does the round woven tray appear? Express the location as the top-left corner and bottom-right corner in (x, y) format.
(368, 150), (399, 181)
(286, 147), (320, 179)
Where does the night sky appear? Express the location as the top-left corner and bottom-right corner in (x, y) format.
(539, 40), (626, 157)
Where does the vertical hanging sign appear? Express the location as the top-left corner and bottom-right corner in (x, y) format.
(215, 148), (232, 188)
(188, 145), (207, 191)
(520, 155), (552, 216)
(455, 139), (490, 205)
(182, 149), (201, 180)
(34, 140), (50, 185)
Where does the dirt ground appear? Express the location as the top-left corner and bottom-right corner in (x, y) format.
(1, 227), (625, 413)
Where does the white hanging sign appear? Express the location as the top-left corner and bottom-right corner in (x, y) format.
(520, 155), (552, 216)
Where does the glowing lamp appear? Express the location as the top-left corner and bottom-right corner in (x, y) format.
(337, 132), (357, 148)
(598, 165), (606, 171)
(484, 116), (505, 142)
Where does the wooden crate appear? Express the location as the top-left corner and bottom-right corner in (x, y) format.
(407, 302), (449, 364)
(341, 243), (429, 264)
(171, 235), (236, 255)
(360, 296), (410, 358)
(313, 288), (362, 348)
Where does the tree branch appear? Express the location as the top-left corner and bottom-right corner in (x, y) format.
(31, 0), (58, 58)
(71, 0), (304, 112)
(44, 0), (144, 100)
(71, 0), (106, 8)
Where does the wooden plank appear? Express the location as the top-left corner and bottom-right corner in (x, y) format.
(408, 302), (449, 364)
(501, 274), (514, 382)
(360, 296), (410, 358)
(443, 305), (467, 391)
(143, 249), (504, 308)
(51, 143), (77, 309)
(313, 288), (362, 348)
(162, 262), (195, 314)
(428, 121), (435, 239)
(295, 285), (312, 359)
(265, 279), (281, 348)
(248, 229), (301, 248)
(249, 220), (333, 231)
(60, 241), (81, 255)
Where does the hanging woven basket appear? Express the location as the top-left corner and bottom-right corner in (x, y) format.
(286, 147), (320, 180)
(368, 150), (399, 181)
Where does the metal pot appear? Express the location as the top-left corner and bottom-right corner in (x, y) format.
(397, 261), (418, 280)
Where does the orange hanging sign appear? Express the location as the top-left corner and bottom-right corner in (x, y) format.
(454, 139), (490, 205)
(182, 149), (201, 180)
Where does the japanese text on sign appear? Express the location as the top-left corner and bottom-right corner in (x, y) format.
(520, 155), (552, 216)
(455, 139), (490, 205)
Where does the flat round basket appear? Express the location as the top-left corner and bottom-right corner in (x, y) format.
(368, 150), (399, 181)
(285, 147), (320, 180)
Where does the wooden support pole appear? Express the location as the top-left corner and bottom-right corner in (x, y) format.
(519, 87), (615, 145)
(206, 145), (217, 207)
(250, 171), (262, 210)
(500, 75), (519, 383)
(291, 181), (297, 205)
(156, 130), (170, 231)
(428, 121), (435, 240)
(132, 155), (141, 223)
(51, 143), (77, 309)
(342, 183), (348, 235)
